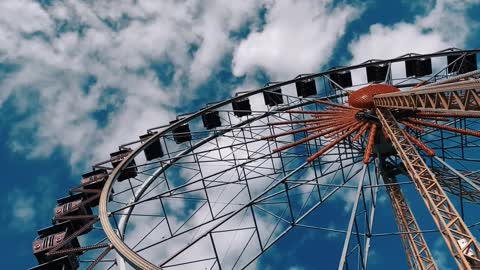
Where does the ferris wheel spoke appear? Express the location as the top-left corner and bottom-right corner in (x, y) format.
(430, 142), (480, 167)
(108, 182), (144, 198)
(112, 139), (317, 215)
(241, 166), (369, 269)
(255, 159), (363, 207)
(433, 156), (480, 193)
(145, 162), (309, 268)
(132, 204), (233, 253)
(108, 159), (316, 229)
(156, 156), (364, 269)
(338, 164), (369, 270)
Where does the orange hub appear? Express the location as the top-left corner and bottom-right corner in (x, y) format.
(348, 84), (400, 109)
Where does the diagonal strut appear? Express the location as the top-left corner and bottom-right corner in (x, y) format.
(380, 164), (437, 270)
(376, 107), (480, 270)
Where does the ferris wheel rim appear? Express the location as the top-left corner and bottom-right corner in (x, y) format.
(94, 48), (480, 270)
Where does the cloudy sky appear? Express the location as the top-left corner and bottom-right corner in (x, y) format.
(1, 0), (479, 269)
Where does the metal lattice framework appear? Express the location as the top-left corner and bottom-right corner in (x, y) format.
(375, 77), (480, 115)
(381, 165), (437, 270)
(30, 48), (480, 270)
(377, 108), (480, 269)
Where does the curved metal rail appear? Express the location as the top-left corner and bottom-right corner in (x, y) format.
(97, 48), (480, 269)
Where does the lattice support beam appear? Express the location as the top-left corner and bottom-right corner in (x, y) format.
(381, 166), (437, 270)
(376, 108), (480, 270)
(374, 80), (480, 116)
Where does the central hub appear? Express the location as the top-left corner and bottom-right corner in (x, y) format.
(348, 84), (400, 109)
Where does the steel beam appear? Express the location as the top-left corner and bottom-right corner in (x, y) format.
(380, 164), (437, 270)
(374, 79), (480, 116)
(434, 156), (480, 193)
(376, 108), (480, 269)
(338, 164), (367, 270)
(362, 159), (379, 269)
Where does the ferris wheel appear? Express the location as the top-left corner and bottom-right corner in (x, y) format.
(30, 48), (480, 270)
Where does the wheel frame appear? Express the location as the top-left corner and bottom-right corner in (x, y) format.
(87, 48), (480, 269)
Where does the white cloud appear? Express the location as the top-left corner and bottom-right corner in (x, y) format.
(7, 190), (35, 231)
(188, 0), (264, 87)
(346, 0), (479, 87)
(4, 176), (56, 232)
(0, 0), (368, 171)
(0, 0), (52, 34)
(432, 237), (454, 270)
(0, 0), (264, 168)
(349, 22), (449, 65)
(325, 222), (341, 239)
(232, 0), (363, 79)
(348, 0), (477, 65)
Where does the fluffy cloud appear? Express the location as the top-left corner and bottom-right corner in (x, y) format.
(7, 190), (35, 231)
(349, 23), (449, 64)
(0, 0), (264, 168)
(4, 176), (56, 232)
(432, 237), (454, 270)
(232, 0), (363, 79)
(345, 0), (479, 86)
(348, 0), (478, 64)
(0, 0), (367, 169)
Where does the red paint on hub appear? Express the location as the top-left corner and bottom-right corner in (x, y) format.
(348, 84), (400, 109)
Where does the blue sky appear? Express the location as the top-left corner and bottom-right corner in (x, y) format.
(1, 0), (479, 269)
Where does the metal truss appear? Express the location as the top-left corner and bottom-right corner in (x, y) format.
(374, 80), (480, 116)
(380, 163), (437, 270)
(377, 107), (480, 269)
